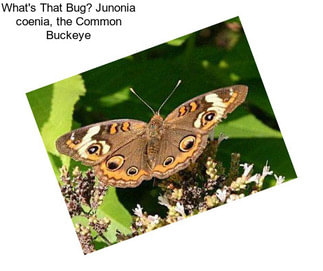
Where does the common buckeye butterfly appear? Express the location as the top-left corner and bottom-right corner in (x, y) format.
(56, 82), (248, 188)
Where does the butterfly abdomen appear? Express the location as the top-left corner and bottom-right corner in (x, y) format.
(145, 114), (166, 168)
(146, 137), (161, 169)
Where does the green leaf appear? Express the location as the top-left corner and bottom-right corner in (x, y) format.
(102, 223), (118, 243)
(81, 203), (91, 213)
(167, 34), (191, 46)
(93, 237), (109, 250)
(217, 137), (296, 182)
(27, 75), (86, 176)
(213, 108), (296, 181)
(71, 215), (97, 237)
(248, 84), (276, 120)
(47, 152), (63, 181)
(97, 187), (132, 235)
(71, 215), (89, 227)
(26, 84), (53, 131)
(99, 86), (131, 107)
(214, 108), (281, 138)
(41, 75), (86, 156)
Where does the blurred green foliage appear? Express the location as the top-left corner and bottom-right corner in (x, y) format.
(27, 17), (296, 240)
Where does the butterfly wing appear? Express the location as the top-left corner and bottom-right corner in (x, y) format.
(153, 85), (248, 179)
(152, 128), (208, 179)
(164, 85), (248, 133)
(56, 119), (147, 166)
(94, 136), (153, 188)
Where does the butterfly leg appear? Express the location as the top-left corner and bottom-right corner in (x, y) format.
(217, 132), (229, 145)
(208, 126), (216, 141)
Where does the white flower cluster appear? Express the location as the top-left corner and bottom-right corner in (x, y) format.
(158, 195), (186, 221)
(132, 204), (161, 231)
(218, 161), (285, 204)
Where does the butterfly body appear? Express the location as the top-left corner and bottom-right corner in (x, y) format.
(56, 85), (248, 188)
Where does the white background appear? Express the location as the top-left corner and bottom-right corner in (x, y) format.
(0, 0), (322, 270)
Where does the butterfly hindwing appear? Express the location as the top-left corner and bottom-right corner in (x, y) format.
(94, 136), (153, 188)
(152, 128), (208, 179)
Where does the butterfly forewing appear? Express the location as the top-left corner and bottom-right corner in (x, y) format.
(55, 119), (147, 166)
(164, 85), (248, 132)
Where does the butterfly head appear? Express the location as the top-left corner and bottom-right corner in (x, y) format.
(148, 114), (164, 138)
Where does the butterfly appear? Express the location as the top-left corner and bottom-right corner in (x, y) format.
(56, 82), (248, 188)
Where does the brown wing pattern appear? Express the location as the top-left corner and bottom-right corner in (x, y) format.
(165, 85), (248, 132)
(94, 136), (153, 188)
(152, 128), (208, 179)
(55, 119), (147, 166)
(152, 85), (248, 179)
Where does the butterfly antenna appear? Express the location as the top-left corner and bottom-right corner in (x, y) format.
(130, 87), (156, 114)
(157, 80), (182, 114)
